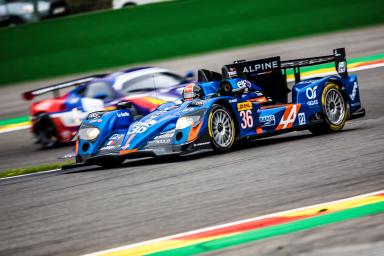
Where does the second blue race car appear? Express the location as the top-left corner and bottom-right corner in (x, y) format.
(73, 48), (365, 167)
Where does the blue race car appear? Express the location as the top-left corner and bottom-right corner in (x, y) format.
(73, 49), (365, 167)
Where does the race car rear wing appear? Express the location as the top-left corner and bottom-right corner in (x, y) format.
(281, 48), (347, 83)
(22, 74), (107, 101)
(222, 48), (347, 103)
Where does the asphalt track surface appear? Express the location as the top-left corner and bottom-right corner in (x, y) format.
(0, 25), (384, 256)
(1, 25), (384, 170)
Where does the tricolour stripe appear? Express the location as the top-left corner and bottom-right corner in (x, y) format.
(83, 190), (384, 256)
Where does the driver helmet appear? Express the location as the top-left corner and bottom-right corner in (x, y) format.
(182, 83), (203, 101)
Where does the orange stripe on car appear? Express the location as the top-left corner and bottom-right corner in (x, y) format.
(75, 139), (79, 155)
(123, 134), (135, 148)
(187, 122), (203, 142)
(119, 148), (138, 155)
(247, 97), (268, 104)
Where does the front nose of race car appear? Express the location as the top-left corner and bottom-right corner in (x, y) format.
(75, 109), (134, 163)
(119, 107), (209, 157)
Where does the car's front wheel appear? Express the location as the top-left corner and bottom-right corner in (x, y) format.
(208, 104), (236, 151)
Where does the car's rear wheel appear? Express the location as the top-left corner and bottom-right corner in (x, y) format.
(34, 114), (58, 149)
(208, 104), (235, 151)
(309, 83), (347, 135)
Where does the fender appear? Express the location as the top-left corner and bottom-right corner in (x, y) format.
(292, 75), (364, 119)
(77, 109), (134, 157)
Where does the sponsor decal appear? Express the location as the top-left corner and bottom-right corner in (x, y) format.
(147, 139), (171, 145)
(276, 104), (300, 130)
(306, 86), (317, 99)
(100, 145), (116, 151)
(191, 99), (204, 106)
(127, 122), (149, 134)
(306, 86), (318, 106)
(110, 134), (124, 141)
(153, 131), (174, 140)
(182, 108), (195, 112)
(117, 112), (130, 118)
(237, 102), (253, 111)
(298, 113), (306, 125)
(88, 112), (101, 119)
(242, 61), (279, 73)
(350, 82), (358, 101)
(89, 119), (102, 123)
(147, 132), (174, 145)
(300, 80), (318, 84)
(237, 80), (251, 88)
(240, 110), (253, 129)
(229, 99), (238, 103)
(351, 102), (361, 107)
(259, 115), (275, 127)
(338, 61), (346, 73)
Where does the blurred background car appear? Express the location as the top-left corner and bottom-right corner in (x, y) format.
(0, 0), (68, 26)
(112, 0), (168, 9)
(22, 67), (194, 148)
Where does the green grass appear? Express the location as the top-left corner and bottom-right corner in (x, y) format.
(0, 160), (74, 178)
(1, 0), (384, 85)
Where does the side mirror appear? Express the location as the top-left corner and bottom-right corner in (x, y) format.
(117, 101), (132, 109)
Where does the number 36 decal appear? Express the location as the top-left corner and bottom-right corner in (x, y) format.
(240, 110), (253, 129)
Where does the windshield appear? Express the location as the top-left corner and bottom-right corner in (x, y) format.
(121, 72), (184, 95)
(84, 81), (115, 101)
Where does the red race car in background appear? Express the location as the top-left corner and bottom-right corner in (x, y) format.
(22, 67), (194, 148)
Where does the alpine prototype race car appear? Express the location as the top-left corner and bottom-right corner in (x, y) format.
(73, 48), (365, 167)
(22, 67), (194, 148)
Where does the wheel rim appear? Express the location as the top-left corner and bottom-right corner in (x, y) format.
(211, 109), (234, 148)
(324, 89), (345, 125)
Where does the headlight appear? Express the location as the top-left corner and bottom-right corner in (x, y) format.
(176, 116), (201, 130)
(78, 128), (100, 140)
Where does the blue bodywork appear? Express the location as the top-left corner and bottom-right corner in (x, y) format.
(75, 73), (365, 165)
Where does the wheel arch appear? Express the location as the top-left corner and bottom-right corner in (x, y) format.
(323, 78), (350, 118)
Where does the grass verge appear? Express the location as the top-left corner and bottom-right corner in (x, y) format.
(1, 0), (384, 86)
(0, 160), (74, 179)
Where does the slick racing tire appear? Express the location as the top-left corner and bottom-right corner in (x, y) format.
(34, 114), (58, 149)
(208, 104), (236, 151)
(309, 83), (347, 135)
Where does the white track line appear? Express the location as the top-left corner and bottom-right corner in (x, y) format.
(83, 189), (384, 256)
(0, 168), (61, 181)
